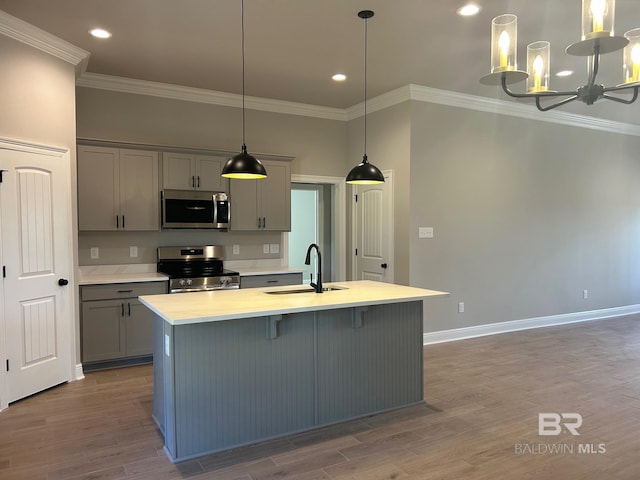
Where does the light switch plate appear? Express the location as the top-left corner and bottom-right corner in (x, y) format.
(270, 244), (280, 254)
(90, 247), (99, 259)
(419, 227), (434, 239)
(263, 244), (270, 254)
(129, 246), (138, 258)
(232, 244), (240, 255)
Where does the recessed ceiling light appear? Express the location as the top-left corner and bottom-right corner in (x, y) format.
(89, 28), (112, 39)
(556, 70), (574, 77)
(332, 73), (347, 82)
(457, 4), (481, 17)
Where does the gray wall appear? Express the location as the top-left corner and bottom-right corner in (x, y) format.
(346, 102), (412, 285)
(0, 34), (80, 365)
(409, 101), (640, 332)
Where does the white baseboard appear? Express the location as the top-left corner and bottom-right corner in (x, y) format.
(74, 364), (85, 381)
(423, 304), (640, 345)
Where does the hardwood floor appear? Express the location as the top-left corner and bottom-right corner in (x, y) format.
(1, 315), (639, 480)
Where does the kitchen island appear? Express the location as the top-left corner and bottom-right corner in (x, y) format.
(139, 280), (448, 462)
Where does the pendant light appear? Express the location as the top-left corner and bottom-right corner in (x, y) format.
(222, 0), (267, 179)
(346, 10), (385, 185)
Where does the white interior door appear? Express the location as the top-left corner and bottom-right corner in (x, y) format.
(354, 170), (394, 283)
(0, 144), (73, 406)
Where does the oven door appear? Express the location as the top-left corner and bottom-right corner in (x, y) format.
(161, 190), (216, 229)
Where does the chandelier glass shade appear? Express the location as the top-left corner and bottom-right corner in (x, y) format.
(480, 0), (640, 111)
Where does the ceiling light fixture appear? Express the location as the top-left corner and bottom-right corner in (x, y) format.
(222, 0), (267, 180)
(89, 28), (111, 39)
(332, 73), (347, 82)
(480, 0), (640, 111)
(457, 4), (481, 17)
(346, 10), (385, 186)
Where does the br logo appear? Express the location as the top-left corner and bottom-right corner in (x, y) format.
(538, 413), (583, 436)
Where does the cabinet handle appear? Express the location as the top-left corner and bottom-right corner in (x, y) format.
(257, 217), (261, 228)
(197, 176), (200, 188)
(267, 280), (279, 283)
(117, 289), (133, 293)
(192, 176), (195, 188)
(263, 217), (266, 229)
(128, 302), (131, 316)
(116, 215), (119, 229)
(122, 215), (125, 229)
(121, 303), (125, 317)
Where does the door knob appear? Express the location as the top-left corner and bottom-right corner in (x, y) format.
(58, 278), (69, 286)
(381, 263), (388, 269)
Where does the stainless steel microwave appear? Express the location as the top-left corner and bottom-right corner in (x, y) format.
(161, 190), (230, 229)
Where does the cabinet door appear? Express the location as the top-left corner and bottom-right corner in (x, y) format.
(77, 146), (119, 231)
(260, 160), (291, 231)
(195, 155), (228, 192)
(82, 300), (126, 362)
(120, 149), (160, 231)
(162, 152), (196, 190)
(126, 299), (154, 357)
(229, 178), (259, 231)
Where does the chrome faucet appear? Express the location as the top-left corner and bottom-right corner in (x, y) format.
(304, 243), (323, 293)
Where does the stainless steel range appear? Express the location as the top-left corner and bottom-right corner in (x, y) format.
(157, 246), (240, 293)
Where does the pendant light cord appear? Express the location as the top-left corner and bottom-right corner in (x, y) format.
(241, 0), (246, 148)
(363, 15), (368, 158)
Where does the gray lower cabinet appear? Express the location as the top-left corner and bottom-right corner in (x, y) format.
(81, 282), (167, 367)
(240, 272), (302, 288)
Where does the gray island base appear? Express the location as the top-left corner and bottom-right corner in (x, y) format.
(141, 280), (448, 463)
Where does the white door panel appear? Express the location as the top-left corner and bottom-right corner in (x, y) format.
(1, 146), (73, 406)
(354, 171), (393, 283)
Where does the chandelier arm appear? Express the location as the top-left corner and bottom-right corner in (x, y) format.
(586, 46), (601, 89)
(602, 90), (639, 104)
(500, 75), (577, 99)
(534, 95), (579, 112)
(603, 84), (640, 94)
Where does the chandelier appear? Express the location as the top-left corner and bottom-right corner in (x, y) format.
(480, 0), (640, 111)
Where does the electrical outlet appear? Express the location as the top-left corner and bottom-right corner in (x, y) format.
(232, 244), (240, 255)
(583, 289), (589, 299)
(129, 246), (138, 258)
(458, 302), (465, 313)
(270, 243), (280, 254)
(263, 244), (270, 254)
(90, 247), (99, 259)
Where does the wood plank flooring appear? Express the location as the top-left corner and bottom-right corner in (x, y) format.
(1, 315), (639, 479)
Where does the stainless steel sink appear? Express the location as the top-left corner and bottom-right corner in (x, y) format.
(265, 286), (348, 295)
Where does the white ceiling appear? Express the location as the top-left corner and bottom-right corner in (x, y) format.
(1, 0), (639, 124)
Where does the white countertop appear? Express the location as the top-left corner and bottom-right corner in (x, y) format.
(139, 280), (449, 325)
(78, 264), (168, 285)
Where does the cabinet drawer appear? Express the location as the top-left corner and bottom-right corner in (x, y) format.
(81, 281), (167, 301)
(241, 273), (302, 289)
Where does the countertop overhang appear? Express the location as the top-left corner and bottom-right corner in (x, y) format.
(139, 280), (449, 325)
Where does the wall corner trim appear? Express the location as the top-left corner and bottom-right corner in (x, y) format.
(423, 304), (640, 345)
(0, 10), (89, 68)
(74, 364), (85, 381)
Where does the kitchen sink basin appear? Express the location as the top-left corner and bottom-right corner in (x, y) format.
(265, 286), (348, 295)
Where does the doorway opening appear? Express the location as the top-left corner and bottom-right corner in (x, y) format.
(286, 175), (347, 283)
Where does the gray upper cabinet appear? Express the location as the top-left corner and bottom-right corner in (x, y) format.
(229, 160), (291, 231)
(78, 146), (159, 231)
(162, 153), (228, 192)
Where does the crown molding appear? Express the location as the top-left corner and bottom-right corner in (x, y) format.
(407, 84), (640, 137)
(0, 10), (89, 71)
(76, 72), (347, 121)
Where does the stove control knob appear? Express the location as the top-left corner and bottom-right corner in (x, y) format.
(220, 276), (231, 286)
(179, 279), (187, 286)
(186, 279), (193, 286)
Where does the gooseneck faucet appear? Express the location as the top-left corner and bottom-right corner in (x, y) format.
(304, 243), (323, 293)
